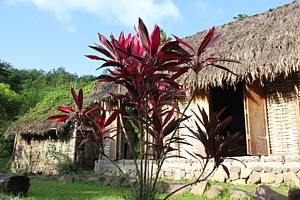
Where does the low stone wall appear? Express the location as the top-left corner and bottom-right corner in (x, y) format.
(94, 155), (300, 185)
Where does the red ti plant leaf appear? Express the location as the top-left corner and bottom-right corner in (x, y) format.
(185, 105), (245, 168)
(71, 88), (83, 111)
(46, 114), (70, 125)
(138, 18), (150, 53)
(150, 24), (161, 56)
(174, 27), (239, 75)
(46, 88), (85, 125)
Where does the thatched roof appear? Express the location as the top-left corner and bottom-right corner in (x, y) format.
(5, 119), (58, 137)
(180, 1), (300, 88)
(84, 81), (125, 105)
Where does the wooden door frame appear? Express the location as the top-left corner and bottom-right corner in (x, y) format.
(244, 80), (270, 155)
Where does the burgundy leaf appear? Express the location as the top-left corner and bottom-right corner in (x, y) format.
(56, 106), (75, 113)
(197, 27), (216, 56)
(56, 115), (70, 125)
(89, 45), (114, 60)
(150, 25), (160, 56)
(77, 88), (83, 111)
(173, 35), (195, 53)
(97, 61), (125, 70)
(215, 115), (232, 135)
(85, 55), (107, 62)
(46, 114), (68, 122)
(104, 110), (120, 127)
(98, 33), (114, 55)
(138, 18), (150, 53)
(221, 164), (230, 178)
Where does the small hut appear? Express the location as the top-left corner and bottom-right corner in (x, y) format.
(4, 83), (111, 174)
(5, 118), (76, 174)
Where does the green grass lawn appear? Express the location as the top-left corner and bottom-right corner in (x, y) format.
(0, 178), (232, 200)
(22, 179), (129, 200)
(0, 171), (293, 200)
(2, 178), (257, 200)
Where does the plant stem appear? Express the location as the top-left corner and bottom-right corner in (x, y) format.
(151, 87), (197, 195)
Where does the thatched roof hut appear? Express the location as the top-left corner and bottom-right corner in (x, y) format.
(180, 0), (300, 89)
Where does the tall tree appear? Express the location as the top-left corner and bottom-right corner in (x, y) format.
(0, 61), (12, 84)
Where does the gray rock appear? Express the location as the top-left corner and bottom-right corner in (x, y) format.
(248, 171), (261, 184)
(275, 174), (284, 184)
(155, 181), (170, 193)
(164, 170), (173, 178)
(190, 181), (209, 196)
(229, 188), (254, 199)
(110, 178), (121, 187)
(229, 171), (240, 181)
(213, 170), (228, 183)
(252, 166), (263, 172)
(263, 166), (273, 173)
(205, 185), (223, 199)
(98, 176), (106, 185)
(284, 172), (300, 185)
(291, 167), (300, 174)
(241, 168), (253, 179)
(273, 168), (283, 174)
(261, 172), (276, 184)
(255, 185), (287, 200)
(230, 166), (241, 174)
(288, 188), (300, 200)
(63, 175), (74, 183)
(168, 182), (189, 195)
(103, 177), (113, 186)
(231, 179), (247, 185)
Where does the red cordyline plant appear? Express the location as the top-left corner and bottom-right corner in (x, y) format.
(46, 88), (119, 155)
(163, 106), (245, 199)
(47, 18), (242, 200)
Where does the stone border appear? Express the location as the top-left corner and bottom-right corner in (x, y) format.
(94, 155), (300, 185)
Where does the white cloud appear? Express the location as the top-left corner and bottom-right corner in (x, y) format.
(7, 0), (180, 28)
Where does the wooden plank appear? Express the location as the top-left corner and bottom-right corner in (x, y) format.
(244, 80), (269, 155)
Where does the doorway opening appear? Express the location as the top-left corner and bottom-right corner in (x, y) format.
(210, 83), (247, 155)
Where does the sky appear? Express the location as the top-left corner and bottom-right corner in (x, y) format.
(0, 0), (293, 76)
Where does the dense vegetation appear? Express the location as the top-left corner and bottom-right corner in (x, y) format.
(0, 59), (95, 159)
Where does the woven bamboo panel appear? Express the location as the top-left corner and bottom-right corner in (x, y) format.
(266, 77), (299, 155)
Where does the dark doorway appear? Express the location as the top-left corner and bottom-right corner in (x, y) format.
(210, 83), (246, 155)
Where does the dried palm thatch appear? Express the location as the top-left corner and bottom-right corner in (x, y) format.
(84, 81), (126, 105)
(179, 1), (300, 89)
(4, 119), (67, 137)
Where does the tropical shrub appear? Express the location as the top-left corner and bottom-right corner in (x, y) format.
(48, 18), (241, 199)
